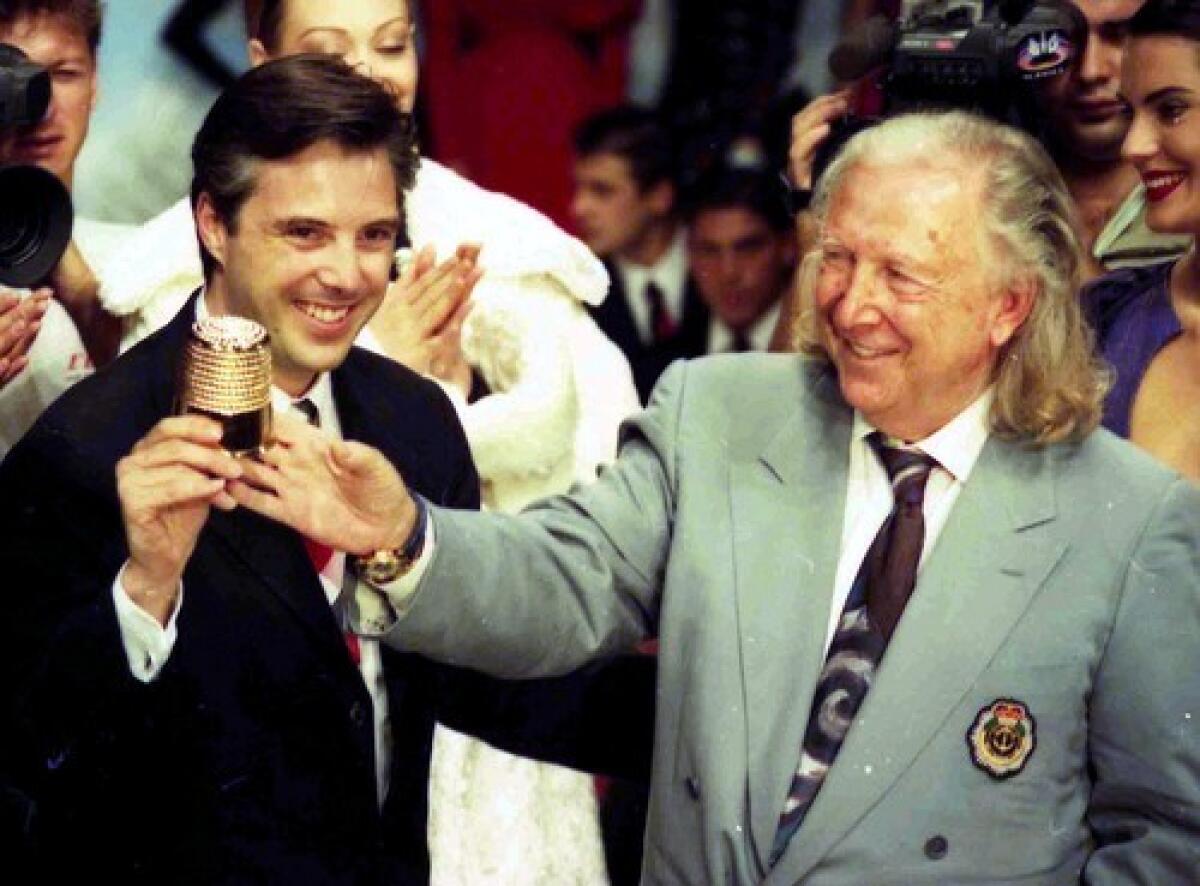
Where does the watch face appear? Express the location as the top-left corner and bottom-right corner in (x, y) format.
(359, 550), (409, 585)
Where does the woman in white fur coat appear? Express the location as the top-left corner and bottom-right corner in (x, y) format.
(99, 1), (642, 882)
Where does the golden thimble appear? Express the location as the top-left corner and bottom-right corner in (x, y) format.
(178, 316), (272, 455)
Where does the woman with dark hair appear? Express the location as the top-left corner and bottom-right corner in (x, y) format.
(1083, 0), (1200, 480)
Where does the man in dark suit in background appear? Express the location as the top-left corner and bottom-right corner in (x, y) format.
(0, 56), (646, 884)
(572, 105), (708, 402)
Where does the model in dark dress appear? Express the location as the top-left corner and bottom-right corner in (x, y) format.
(1082, 260), (1181, 437)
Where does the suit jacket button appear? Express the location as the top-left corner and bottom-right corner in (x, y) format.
(685, 775), (701, 800)
(349, 701), (368, 727)
(924, 835), (948, 860)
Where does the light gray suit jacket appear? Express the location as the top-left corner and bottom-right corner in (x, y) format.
(391, 355), (1200, 884)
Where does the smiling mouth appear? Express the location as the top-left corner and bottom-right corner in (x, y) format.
(296, 301), (353, 325)
(1070, 100), (1124, 122)
(1143, 171), (1186, 203)
(843, 339), (896, 360)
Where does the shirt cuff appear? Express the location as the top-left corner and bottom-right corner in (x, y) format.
(111, 562), (182, 683)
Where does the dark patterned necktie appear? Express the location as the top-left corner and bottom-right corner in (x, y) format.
(645, 281), (676, 342)
(293, 398), (360, 666)
(771, 433), (938, 864)
(731, 329), (752, 353)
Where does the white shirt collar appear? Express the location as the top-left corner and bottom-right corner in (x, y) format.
(851, 387), (994, 484)
(195, 291), (339, 430)
(616, 227), (689, 340)
(707, 300), (781, 353)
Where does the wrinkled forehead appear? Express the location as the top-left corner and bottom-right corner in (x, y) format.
(830, 154), (980, 221)
(824, 158), (991, 267)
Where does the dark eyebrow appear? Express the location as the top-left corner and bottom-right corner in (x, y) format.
(273, 217), (329, 232)
(1144, 86), (1197, 104)
(733, 233), (771, 249)
(295, 27), (348, 41)
(373, 16), (411, 36)
(364, 216), (402, 230)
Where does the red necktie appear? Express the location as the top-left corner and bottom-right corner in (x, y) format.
(645, 281), (677, 342)
(295, 399), (361, 667)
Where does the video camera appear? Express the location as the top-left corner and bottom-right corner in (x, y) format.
(814, 0), (1087, 176)
(0, 42), (73, 288)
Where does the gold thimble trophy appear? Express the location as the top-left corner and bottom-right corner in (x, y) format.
(177, 316), (272, 456)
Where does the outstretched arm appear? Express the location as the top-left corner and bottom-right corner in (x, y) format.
(231, 364), (693, 678)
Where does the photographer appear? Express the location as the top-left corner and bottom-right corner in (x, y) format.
(0, 0), (128, 454)
(770, 0), (1193, 351)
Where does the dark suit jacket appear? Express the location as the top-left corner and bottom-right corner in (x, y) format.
(590, 259), (709, 403)
(0, 296), (654, 885)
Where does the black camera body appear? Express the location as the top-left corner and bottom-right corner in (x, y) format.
(0, 42), (51, 127)
(813, 0), (1087, 183)
(887, 0), (1084, 119)
(0, 42), (73, 288)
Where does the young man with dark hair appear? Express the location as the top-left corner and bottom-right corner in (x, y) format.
(0, 55), (635, 883)
(0, 0), (127, 452)
(572, 104), (709, 402)
(684, 168), (796, 353)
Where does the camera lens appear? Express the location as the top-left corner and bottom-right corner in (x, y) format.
(0, 164), (72, 287)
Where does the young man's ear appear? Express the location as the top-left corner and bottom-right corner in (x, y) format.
(247, 39), (269, 68)
(195, 193), (229, 269)
(646, 179), (675, 218)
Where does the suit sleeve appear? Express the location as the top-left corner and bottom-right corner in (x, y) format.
(1084, 476), (1200, 882)
(410, 357), (658, 779)
(383, 361), (689, 678)
(0, 420), (165, 847)
(432, 652), (657, 783)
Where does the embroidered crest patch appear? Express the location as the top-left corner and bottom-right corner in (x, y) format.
(967, 698), (1036, 780)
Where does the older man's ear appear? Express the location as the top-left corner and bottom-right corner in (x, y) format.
(990, 275), (1037, 351)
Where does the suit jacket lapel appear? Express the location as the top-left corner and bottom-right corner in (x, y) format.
(597, 266), (644, 358)
(774, 437), (1067, 882)
(199, 338), (372, 668)
(203, 505), (348, 660)
(734, 367), (853, 872)
(678, 276), (711, 355)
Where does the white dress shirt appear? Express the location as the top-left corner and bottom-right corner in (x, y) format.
(112, 293), (395, 805)
(615, 228), (689, 345)
(825, 390), (994, 654)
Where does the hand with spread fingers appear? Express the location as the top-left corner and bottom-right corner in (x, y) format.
(228, 412), (418, 557)
(371, 242), (482, 391)
(116, 415), (243, 625)
(787, 90), (851, 190)
(0, 288), (51, 387)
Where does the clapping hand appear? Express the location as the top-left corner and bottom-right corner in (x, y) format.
(0, 288), (50, 386)
(370, 243), (482, 395)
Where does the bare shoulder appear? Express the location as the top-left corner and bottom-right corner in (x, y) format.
(1129, 335), (1200, 483)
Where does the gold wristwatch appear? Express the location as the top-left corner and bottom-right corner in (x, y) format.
(354, 494), (428, 586)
